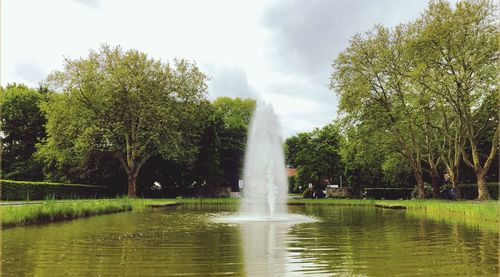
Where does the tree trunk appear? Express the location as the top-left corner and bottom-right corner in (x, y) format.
(413, 166), (426, 199)
(475, 170), (490, 201)
(128, 168), (137, 197)
(430, 166), (440, 199)
(449, 166), (460, 199)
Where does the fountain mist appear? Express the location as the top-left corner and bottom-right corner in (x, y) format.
(214, 101), (315, 223)
(240, 102), (288, 218)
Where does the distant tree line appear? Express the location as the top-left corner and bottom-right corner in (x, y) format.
(1, 46), (255, 197)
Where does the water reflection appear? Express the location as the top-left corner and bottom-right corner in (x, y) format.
(287, 205), (499, 276)
(1, 205), (498, 276)
(240, 221), (287, 276)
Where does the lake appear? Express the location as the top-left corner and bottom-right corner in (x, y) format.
(2, 204), (498, 276)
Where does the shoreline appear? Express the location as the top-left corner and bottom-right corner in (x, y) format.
(1, 198), (498, 230)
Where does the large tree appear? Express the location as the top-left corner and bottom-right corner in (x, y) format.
(414, 0), (499, 200)
(331, 25), (429, 198)
(1, 84), (46, 180)
(40, 45), (208, 196)
(332, 0), (498, 200)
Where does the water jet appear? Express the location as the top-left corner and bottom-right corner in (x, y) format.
(215, 102), (314, 223)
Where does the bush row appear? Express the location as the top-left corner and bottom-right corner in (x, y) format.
(364, 188), (413, 200)
(0, 180), (109, 201)
(442, 183), (498, 200)
(365, 183), (498, 200)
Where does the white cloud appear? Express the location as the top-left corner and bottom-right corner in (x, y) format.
(203, 63), (259, 100)
(71, 0), (101, 10)
(13, 59), (46, 86)
(2, 0), (437, 137)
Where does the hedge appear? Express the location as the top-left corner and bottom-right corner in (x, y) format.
(443, 183), (498, 200)
(366, 183), (498, 200)
(0, 180), (109, 201)
(364, 188), (413, 200)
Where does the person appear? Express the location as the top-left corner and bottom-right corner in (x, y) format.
(450, 187), (456, 201)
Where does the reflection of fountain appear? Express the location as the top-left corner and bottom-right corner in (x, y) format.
(240, 222), (288, 276)
(212, 102), (317, 275)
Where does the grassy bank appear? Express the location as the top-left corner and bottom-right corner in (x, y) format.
(376, 199), (499, 222)
(0, 198), (183, 228)
(289, 198), (499, 231)
(2, 197), (497, 230)
(173, 197), (499, 227)
(173, 197), (498, 222)
(1, 198), (134, 228)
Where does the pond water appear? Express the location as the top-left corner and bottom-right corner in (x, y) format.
(2, 205), (498, 276)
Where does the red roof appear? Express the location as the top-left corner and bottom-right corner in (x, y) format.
(287, 168), (297, 177)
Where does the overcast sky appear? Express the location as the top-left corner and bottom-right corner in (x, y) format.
(1, 0), (447, 137)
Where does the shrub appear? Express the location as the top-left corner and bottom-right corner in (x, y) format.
(0, 180), (109, 200)
(302, 187), (313, 198)
(364, 188), (413, 200)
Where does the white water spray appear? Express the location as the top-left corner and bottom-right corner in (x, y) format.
(214, 102), (315, 223)
(240, 102), (288, 218)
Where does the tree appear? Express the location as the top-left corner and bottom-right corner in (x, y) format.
(284, 135), (303, 168)
(285, 123), (343, 189)
(414, 0), (499, 200)
(339, 120), (413, 195)
(190, 103), (225, 191)
(1, 84), (46, 180)
(212, 97), (256, 190)
(331, 25), (429, 198)
(40, 45), (208, 197)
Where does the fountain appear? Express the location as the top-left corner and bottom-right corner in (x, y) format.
(216, 102), (314, 223)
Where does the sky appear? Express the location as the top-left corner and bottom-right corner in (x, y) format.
(1, 0), (446, 137)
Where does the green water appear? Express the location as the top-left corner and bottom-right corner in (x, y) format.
(2, 205), (498, 276)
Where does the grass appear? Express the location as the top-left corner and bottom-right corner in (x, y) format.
(149, 197), (499, 223)
(288, 198), (376, 206)
(0, 198), (183, 228)
(175, 197), (239, 205)
(1, 197), (497, 230)
(376, 199), (499, 222)
(0, 198), (134, 228)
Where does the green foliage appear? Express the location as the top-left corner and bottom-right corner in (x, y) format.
(1, 84), (46, 180)
(211, 97), (256, 189)
(285, 123), (343, 188)
(339, 123), (398, 194)
(288, 175), (298, 193)
(0, 179), (108, 201)
(284, 135), (300, 168)
(38, 45), (209, 196)
(136, 97), (255, 196)
(212, 97), (255, 130)
(190, 105), (225, 190)
(364, 188), (414, 200)
(331, 0), (499, 199)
